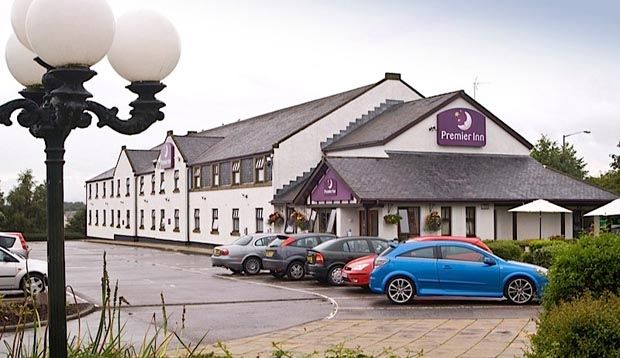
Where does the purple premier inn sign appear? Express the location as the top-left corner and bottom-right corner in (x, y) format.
(311, 168), (354, 202)
(160, 142), (175, 169)
(437, 108), (486, 147)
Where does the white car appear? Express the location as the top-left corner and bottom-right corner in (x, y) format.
(0, 232), (30, 257)
(0, 246), (47, 295)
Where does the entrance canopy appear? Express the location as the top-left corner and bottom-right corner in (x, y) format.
(509, 199), (571, 239)
(584, 198), (620, 217)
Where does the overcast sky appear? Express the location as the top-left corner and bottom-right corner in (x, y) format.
(0, 0), (618, 202)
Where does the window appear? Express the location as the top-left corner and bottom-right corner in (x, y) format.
(231, 208), (240, 235)
(220, 162), (231, 185)
(194, 167), (201, 188)
(88, 184), (92, 199)
(401, 247), (435, 259)
(159, 172), (165, 194)
(344, 239), (371, 253)
(95, 210), (99, 225)
(371, 239), (389, 254)
(102, 210), (106, 226)
(212, 164), (219, 187)
(318, 208), (337, 234)
(151, 210), (156, 230)
(139, 210), (144, 229)
(95, 183), (99, 198)
(441, 207), (451, 236)
(159, 209), (165, 231)
(466, 206), (476, 237)
(88, 210), (91, 225)
(110, 209), (114, 227)
(151, 174), (156, 194)
(174, 170), (180, 192)
(126, 210), (130, 229)
(139, 176), (144, 195)
(174, 209), (180, 232)
(441, 245), (484, 262)
(232, 161), (241, 185)
(398, 207), (421, 240)
(211, 209), (219, 233)
(255, 157), (265, 182)
(116, 179), (120, 197)
(194, 209), (200, 233)
(241, 159), (253, 184)
(125, 177), (130, 197)
(117, 210), (120, 228)
(102, 182), (106, 198)
(110, 180), (114, 197)
(256, 208), (264, 233)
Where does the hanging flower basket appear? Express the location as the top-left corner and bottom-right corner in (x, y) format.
(424, 211), (442, 232)
(267, 211), (284, 225)
(383, 214), (402, 225)
(292, 211), (309, 230)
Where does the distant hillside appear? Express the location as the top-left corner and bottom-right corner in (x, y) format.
(64, 201), (85, 213)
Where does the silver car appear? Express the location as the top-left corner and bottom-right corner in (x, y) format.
(211, 234), (287, 275)
(0, 232), (30, 258)
(0, 246), (47, 295)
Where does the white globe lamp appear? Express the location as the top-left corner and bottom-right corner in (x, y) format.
(5, 34), (46, 87)
(10, 0), (35, 51)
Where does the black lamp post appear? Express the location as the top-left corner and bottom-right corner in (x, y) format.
(1, 1), (180, 357)
(562, 130), (591, 151)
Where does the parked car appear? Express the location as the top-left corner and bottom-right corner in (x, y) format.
(0, 246), (47, 295)
(0, 232), (30, 257)
(263, 233), (336, 280)
(306, 236), (390, 285)
(211, 233), (287, 275)
(343, 236), (491, 289)
(369, 240), (547, 305)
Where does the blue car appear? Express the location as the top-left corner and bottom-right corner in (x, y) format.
(369, 240), (548, 305)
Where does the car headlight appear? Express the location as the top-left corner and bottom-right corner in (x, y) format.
(536, 267), (548, 277)
(349, 263), (369, 271)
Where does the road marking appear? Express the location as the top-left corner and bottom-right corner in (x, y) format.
(216, 274), (339, 320)
(338, 305), (540, 310)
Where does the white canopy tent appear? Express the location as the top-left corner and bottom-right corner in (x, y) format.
(509, 199), (572, 239)
(584, 198), (620, 217)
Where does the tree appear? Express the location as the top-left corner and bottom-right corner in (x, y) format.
(611, 141), (620, 171)
(0, 182), (6, 229)
(530, 135), (588, 179)
(588, 142), (620, 194)
(3, 170), (47, 233)
(66, 207), (86, 235)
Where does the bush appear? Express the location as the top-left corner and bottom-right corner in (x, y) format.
(543, 233), (620, 309)
(485, 240), (523, 261)
(530, 245), (562, 268)
(528, 294), (620, 358)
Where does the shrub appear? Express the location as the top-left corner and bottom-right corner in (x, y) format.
(485, 240), (523, 261)
(527, 294), (620, 358)
(530, 245), (561, 268)
(543, 233), (620, 309)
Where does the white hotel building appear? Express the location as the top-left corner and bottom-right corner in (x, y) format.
(86, 73), (617, 245)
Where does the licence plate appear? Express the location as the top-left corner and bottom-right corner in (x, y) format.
(341, 272), (348, 278)
(306, 255), (314, 264)
(213, 248), (220, 256)
(265, 250), (274, 257)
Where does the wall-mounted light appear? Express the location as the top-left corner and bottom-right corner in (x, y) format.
(143, 199), (148, 203)
(165, 198), (170, 202)
(201, 196), (206, 200)
(428, 126), (436, 132)
(241, 193), (248, 199)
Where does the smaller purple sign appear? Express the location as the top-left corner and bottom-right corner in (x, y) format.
(160, 142), (175, 169)
(437, 108), (486, 147)
(311, 169), (354, 202)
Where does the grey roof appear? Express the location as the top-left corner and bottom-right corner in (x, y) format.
(171, 135), (224, 163)
(125, 150), (160, 175)
(323, 91), (533, 152)
(295, 152), (617, 203)
(188, 83), (378, 164)
(86, 167), (115, 182)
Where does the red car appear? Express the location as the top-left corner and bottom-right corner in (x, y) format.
(342, 236), (491, 288)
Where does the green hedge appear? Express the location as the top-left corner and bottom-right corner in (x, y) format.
(527, 294), (620, 358)
(23, 232), (85, 241)
(543, 233), (620, 309)
(485, 240), (523, 261)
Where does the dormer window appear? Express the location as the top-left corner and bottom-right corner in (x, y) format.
(212, 164), (219, 187)
(151, 174), (156, 194)
(102, 182), (106, 198)
(255, 157), (265, 182)
(139, 176), (144, 195)
(159, 172), (165, 194)
(95, 183), (99, 198)
(193, 167), (201, 188)
(232, 161), (241, 185)
(110, 180), (114, 197)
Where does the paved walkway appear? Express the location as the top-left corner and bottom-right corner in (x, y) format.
(212, 318), (535, 358)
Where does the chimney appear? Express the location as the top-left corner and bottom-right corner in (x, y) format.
(167, 130), (173, 136)
(384, 72), (401, 80)
(187, 130), (197, 136)
(121, 145), (126, 150)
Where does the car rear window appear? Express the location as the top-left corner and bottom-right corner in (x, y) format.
(0, 236), (16, 248)
(232, 235), (253, 246)
(268, 238), (285, 247)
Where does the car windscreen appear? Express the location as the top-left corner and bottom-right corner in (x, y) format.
(379, 246), (395, 257)
(232, 235), (253, 246)
(0, 236), (16, 248)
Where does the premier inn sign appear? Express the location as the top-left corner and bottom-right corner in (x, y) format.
(437, 108), (486, 147)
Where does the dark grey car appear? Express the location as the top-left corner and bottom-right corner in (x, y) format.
(211, 233), (287, 275)
(262, 233), (336, 280)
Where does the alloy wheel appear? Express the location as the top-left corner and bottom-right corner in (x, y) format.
(288, 262), (305, 280)
(329, 266), (344, 286)
(387, 277), (414, 304)
(507, 278), (534, 304)
(244, 257), (261, 275)
(24, 275), (45, 295)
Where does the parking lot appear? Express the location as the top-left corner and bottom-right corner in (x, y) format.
(10, 240), (540, 356)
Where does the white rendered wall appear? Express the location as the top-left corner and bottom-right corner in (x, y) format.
(189, 185), (274, 245)
(327, 98), (531, 158)
(273, 79), (422, 192)
(336, 208), (359, 237)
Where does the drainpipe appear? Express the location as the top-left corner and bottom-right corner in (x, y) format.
(134, 176), (138, 241)
(186, 165), (191, 245)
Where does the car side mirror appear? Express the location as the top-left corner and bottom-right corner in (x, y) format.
(483, 257), (496, 266)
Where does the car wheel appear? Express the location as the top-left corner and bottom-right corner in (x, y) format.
(243, 257), (262, 275)
(21, 273), (46, 295)
(505, 277), (535, 305)
(286, 261), (305, 280)
(270, 270), (286, 278)
(327, 265), (344, 286)
(386, 277), (415, 304)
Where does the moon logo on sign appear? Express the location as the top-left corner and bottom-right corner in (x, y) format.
(326, 178), (334, 190)
(456, 110), (473, 131)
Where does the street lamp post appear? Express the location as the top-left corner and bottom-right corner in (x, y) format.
(562, 130), (591, 150)
(0, 0), (180, 357)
